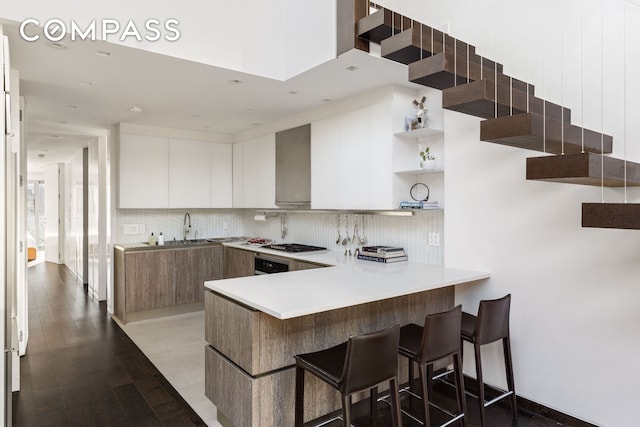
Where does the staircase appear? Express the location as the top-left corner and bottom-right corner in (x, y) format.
(353, 3), (640, 230)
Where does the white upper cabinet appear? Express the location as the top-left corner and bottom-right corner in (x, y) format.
(119, 133), (233, 209)
(169, 138), (212, 208)
(119, 134), (169, 208)
(211, 143), (233, 208)
(233, 134), (276, 208)
(311, 101), (394, 209)
(310, 117), (339, 209)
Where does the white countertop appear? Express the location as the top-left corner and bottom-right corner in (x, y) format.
(205, 243), (490, 320)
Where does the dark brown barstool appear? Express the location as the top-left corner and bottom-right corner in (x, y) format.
(294, 323), (402, 427)
(461, 294), (516, 427)
(398, 305), (466, 427)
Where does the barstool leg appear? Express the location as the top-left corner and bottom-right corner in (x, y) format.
(418, 363), (431, 427)
(474, 343), (486, 427)
(408, 359), (415, 412)
(453, 352), (467, 427)
(370, 386), (378, 427)
(342, 394), (352, 427)
(503, 336), (517, 420)
(389, 377), (402, 427)
(295, 366), (305, 427)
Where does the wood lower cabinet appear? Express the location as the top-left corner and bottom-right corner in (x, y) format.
(204, 286), (454, 426)
(223, 246), (255, 278)
(175, 246), (223, 304)
(124, 250), (176, 313)
(114, 244), (224, 323)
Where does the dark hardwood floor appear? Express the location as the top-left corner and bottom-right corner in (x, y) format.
(12, 262), (206, 426)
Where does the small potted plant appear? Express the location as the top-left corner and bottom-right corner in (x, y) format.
(419, 146), (436, 170)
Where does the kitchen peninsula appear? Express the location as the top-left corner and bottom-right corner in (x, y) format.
(204, 243), (489, 427)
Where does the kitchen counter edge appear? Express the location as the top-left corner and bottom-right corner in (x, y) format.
(207, 243), (490, 319)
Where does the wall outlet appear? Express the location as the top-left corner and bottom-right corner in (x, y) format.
(123, 224), (139, 235)
(223, 220), (229, 230)
(428, 232), (440, 247)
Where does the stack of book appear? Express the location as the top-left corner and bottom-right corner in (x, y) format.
(399, 200), (440, 210)
(357, 246), (408, 263)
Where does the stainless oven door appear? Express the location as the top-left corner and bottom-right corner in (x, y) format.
(254, 255), (290, 275)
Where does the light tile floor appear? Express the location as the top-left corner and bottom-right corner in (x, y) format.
(117, 311), (222, 427)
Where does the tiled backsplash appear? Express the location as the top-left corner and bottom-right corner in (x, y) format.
(116, 209), (245, 244)
(115, 209), (444, 264)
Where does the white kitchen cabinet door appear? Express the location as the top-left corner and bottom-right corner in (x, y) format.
(232, 142), (245, 207)
(211, 143), (233, 208)
(310, 117), (339, 209)
(337, 107), (370, 209)
(169, 138), (212, 208)
(233, 134), (276, 208)
(119, 134), (169, 208)
(311, 101), (395, 209)
(365, 101), (394, 209)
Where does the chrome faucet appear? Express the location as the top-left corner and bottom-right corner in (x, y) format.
(183, 212), (192, 240)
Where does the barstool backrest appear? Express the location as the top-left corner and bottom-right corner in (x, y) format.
(475, 294), (511, 345)
(340, 323), (400, 395)
(419, 305), (462, 363)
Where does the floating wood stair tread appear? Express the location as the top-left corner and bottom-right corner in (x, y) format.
(526, 153), (640, 186)
(381, 26), (433, 64)
(357, 8), (407, 44)
(408, 52), (512, 91)
(381, 26), (475, 65)
(582, 203), (640, 230)
(480, 113), (612, 154)
(409, 53), (474, 90)
(443, 79), (568, 121)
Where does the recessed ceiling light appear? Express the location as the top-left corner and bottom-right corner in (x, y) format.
(128, 105), (143, 113)
(191, 114), (201, 118)
(229, 79), (243, 85)
(288, 91), (298, 95)
(246, 108), (254, 112)
(42, 149), (49, 152)
(80, 81), (92, 87)
(204, 125), (211, 129)
(251, 122), (260, 126)
(49, 134), (59, 138)
(58, 120), (68, 124)
(47, 41), (68, 49)
(96, 50), (111, 57)
(322, 98), (332, 102)
(66, 105), (78, 109)
(37, 153), (45, 158)
(345, 65), (359, 71)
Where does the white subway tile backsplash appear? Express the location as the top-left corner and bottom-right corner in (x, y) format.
(114, 209), (444, 264)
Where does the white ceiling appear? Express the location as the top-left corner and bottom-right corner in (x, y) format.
(4, 23), (419, 175)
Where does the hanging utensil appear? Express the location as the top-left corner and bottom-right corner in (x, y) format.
(342, 215), (349, 255)
(335, 214), (341, 244)
(352, 215), (359, 244)
(360, 214), (367, 245)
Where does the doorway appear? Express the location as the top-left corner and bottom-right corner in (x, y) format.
(26, 180), (45, 253)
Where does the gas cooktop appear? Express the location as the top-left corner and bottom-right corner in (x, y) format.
(262, 243), (327, 253)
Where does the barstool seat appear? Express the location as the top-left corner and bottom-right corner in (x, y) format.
(398, 305), (466, 427)
(461, 294), (517, 427)
(294, 324), (402, 427)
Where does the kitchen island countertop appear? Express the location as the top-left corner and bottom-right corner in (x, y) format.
(205, 242), (489, 319)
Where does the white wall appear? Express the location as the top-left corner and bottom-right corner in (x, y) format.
(0, 0), (336, 81)
(370, 0), (640, 425)
(63, 149), (84, 282)
(0, 23), (7, 423)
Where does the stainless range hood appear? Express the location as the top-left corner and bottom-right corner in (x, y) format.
(275, 124), (311, 208)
